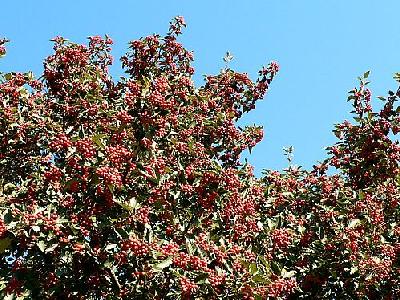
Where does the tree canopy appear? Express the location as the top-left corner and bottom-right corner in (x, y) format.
(0, 17), (400, 299)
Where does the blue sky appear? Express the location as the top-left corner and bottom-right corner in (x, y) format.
(2, 1), (400, 175)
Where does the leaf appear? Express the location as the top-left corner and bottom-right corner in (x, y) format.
(4, 294), (13, 300)
(105, 244), (117, 252)
(26, 71), (34, 81)
(115, 200), (135, 211)
(249, 263), (258, 275)
(153, 257), (173, 271)
(4, 210), (12, 223)
(3, 183), (16, 191)
(277, 214), (282, 228)
(65, 126), (74, 135)
(281, 268), (296, 278)
(350, 267), (358, 275)
(298, 225), (306, 234)
(4, 73), (12, 80)
(0, 238), (12, 253)
(115, 228), (129, 239)
(92, 134), (106, 149)
(282, 191), (293, 198)
(258, 255), (270, 269)
(171, 190), (181, 200)
(147, 176), (159, 185)
(37, 240), (46, 252)
(31, 226), (41, 232)
(267, 219), (275, 230)
(144, 223), (153, 243)
(271, 261), (281, 275)
(186, 238), (194, 255)
(129, 198), (137, 209)
(363, 71), (370, 79)
(348, 219), (361, 228)
(223, 51), (234, 63)
(45, 244), (58, 253)
(194, 273), (208, 285)
(252, 275), (268, 283)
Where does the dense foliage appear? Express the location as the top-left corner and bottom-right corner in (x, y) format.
(0, 18), (399, 299)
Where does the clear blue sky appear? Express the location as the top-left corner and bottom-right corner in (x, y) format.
(2, 1), (400, 176)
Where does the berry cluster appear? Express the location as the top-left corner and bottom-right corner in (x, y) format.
(0, 219), (7, 238)
(121, 238), (148, 257)
(75, 138), (96, 159)
(50, 134), (73, 151)
(96, 166), (122, 188)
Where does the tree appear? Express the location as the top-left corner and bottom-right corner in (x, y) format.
(0, 17), (399, 299)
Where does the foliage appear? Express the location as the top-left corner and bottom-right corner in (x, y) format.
(0, 17), (399, 299)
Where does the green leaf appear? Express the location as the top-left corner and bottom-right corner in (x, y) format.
(92, 134), (106, 149)
(249, 263), (258, 275)
(348, 219), (361, 228)
(114, 198), (138, 212)
(4, 73), (12, 80)
(186, 238), (194, 255)
(170, 190), (181, 200)
(271, 261), (281, 275)
(37, 240), (46, 252)
(129, 198), (138, 209)
(4, 210), (12, 224)
(298, 225), (306, 234)
(105, 244), (117, 252)
(3, 183), (16, 192)
(195, 273), (208, 285)
(153, 257), (173, 271)
(26, 71), (34, 81)
(267, 219), (275, 230)
(252, 275), (268, 283)
(0, 238), (12, 253)
(259, 255), (270, 269)
(377, 96), (386, 101)
(281, 268), (296, 278)
(350, 267), (358, 275)
(4, 294), (14, 300)
(45, 244), (58, 253)
(31, 226), (41, 232)
(115, 228), (129, 239)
